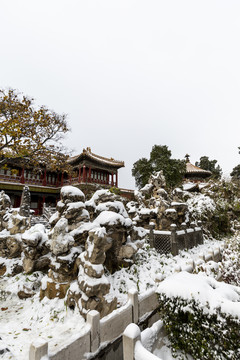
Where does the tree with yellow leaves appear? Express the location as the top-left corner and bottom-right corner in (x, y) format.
(0, 88), (70, 171)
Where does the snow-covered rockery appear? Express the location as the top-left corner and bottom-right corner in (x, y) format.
(44, 187), (146, 317)
(0, 186), (146, 318)
(126, 171), (188, 230)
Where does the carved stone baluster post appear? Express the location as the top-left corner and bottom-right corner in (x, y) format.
(149, 222), (155, 248)
(170, 223), (178, 256)
(190, 222), (196, 247)
(181, 222), (188, 249)
(197, 220), (203, 245)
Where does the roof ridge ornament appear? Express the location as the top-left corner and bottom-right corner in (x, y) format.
(185, 154), (190, 162)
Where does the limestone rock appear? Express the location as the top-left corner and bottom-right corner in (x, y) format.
(23, 258), (35, 273)
(0, 263), (6, 276)
(50, 218), (74, 255)
(61, 186), (85, 203)
(18, 285), (35, 299)
(149, 171), (166, 189)
(66, 282), (81, 310)
(81, 295), (117, 319)
(0, 190), (11, 210)
(40, 279), (70, 300)
(6, 237), (21, 258)
(19, 186), (31, 217)
(118, 243), (137, 259)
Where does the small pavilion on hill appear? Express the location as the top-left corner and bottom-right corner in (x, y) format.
(184, 154), (212, 182)
(68, 147), (124, 187)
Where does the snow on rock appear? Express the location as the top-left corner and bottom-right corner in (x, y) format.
(126, 201), (137, 214)
(96, 201), (128, 218)
(22, 224), (48, 247)
(85, 189), (116, 209)
(94, 211), (132, 228)
(49, 211), (60, 226)
(139, 208), (158, 216)
(50, 218), (74, 256)
(60, 186), (85, 202)
(165, 209), (177, 214)
(183, 183), (197, 191)
(66, 201), (85, 211)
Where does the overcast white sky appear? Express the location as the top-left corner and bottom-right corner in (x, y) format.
(1, 0), (240, 188)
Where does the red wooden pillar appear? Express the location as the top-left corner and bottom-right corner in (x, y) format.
(83, 165), (86, 182)
(88, 167), (91, 182)
(111, 172), (114, 186)
(116, 171), (118, 187)
(107, 173), (109, 185)
(56, 173), (59, 187)
(78, 167), (81, 183)
(42, 168), (47, 186)
(42, 196), (45, 213)
(20, 167), (25, 184)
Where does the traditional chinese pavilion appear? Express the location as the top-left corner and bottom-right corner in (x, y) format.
(184, 154), (212, 182)
(0, 148), (126, 214)
(68, 147), (124, 187)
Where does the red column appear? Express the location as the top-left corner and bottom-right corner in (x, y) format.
(20, 167), (25, 184)
(88, 167), (91, 182)
(56, 173), (59, 187)
(42, 195), (45, 214)
(83, 165), (86, 182)
(78, 167), (81, 183)
(42, 168), (47, 186)
(111, 172), (114, 186)
(107, 173), (109, 185)
(116, 171), (118, 187)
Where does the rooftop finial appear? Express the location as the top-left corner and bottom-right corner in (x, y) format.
(185, 154), (190, 162)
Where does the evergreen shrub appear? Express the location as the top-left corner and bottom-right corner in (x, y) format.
(158, 293), (240, 360)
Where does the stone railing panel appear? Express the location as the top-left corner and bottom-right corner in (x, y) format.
(100, 303), (132, 344)
(49, 330), (90, 360)
(138, 289), (159, 321)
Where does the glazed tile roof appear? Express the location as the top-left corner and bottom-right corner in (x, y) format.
(186, 162), (212, 175)
(68, 147), (125, 168)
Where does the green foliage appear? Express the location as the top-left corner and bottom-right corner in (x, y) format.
(195, 156), (222, 180)
(109, 186), (121, 195)
(158, 293), (240, 360)
(132, 145), (186, 189)
(231, 164), (240, 179)
(132, 157), (153, 189)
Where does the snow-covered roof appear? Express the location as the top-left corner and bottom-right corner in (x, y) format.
(68, 147), (124, 168)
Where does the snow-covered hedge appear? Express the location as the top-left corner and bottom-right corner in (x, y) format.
(157, 272), (240, 360)
(220, 233), (240, 287)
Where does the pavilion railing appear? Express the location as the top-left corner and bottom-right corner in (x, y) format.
(0, 174), (58, 187)
(0, 174), (117, 188)
(148, 222), (203, 256)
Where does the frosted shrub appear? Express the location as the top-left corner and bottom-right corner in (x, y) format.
(158, 294), (240, 360)
(220, 234), (240, 286)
